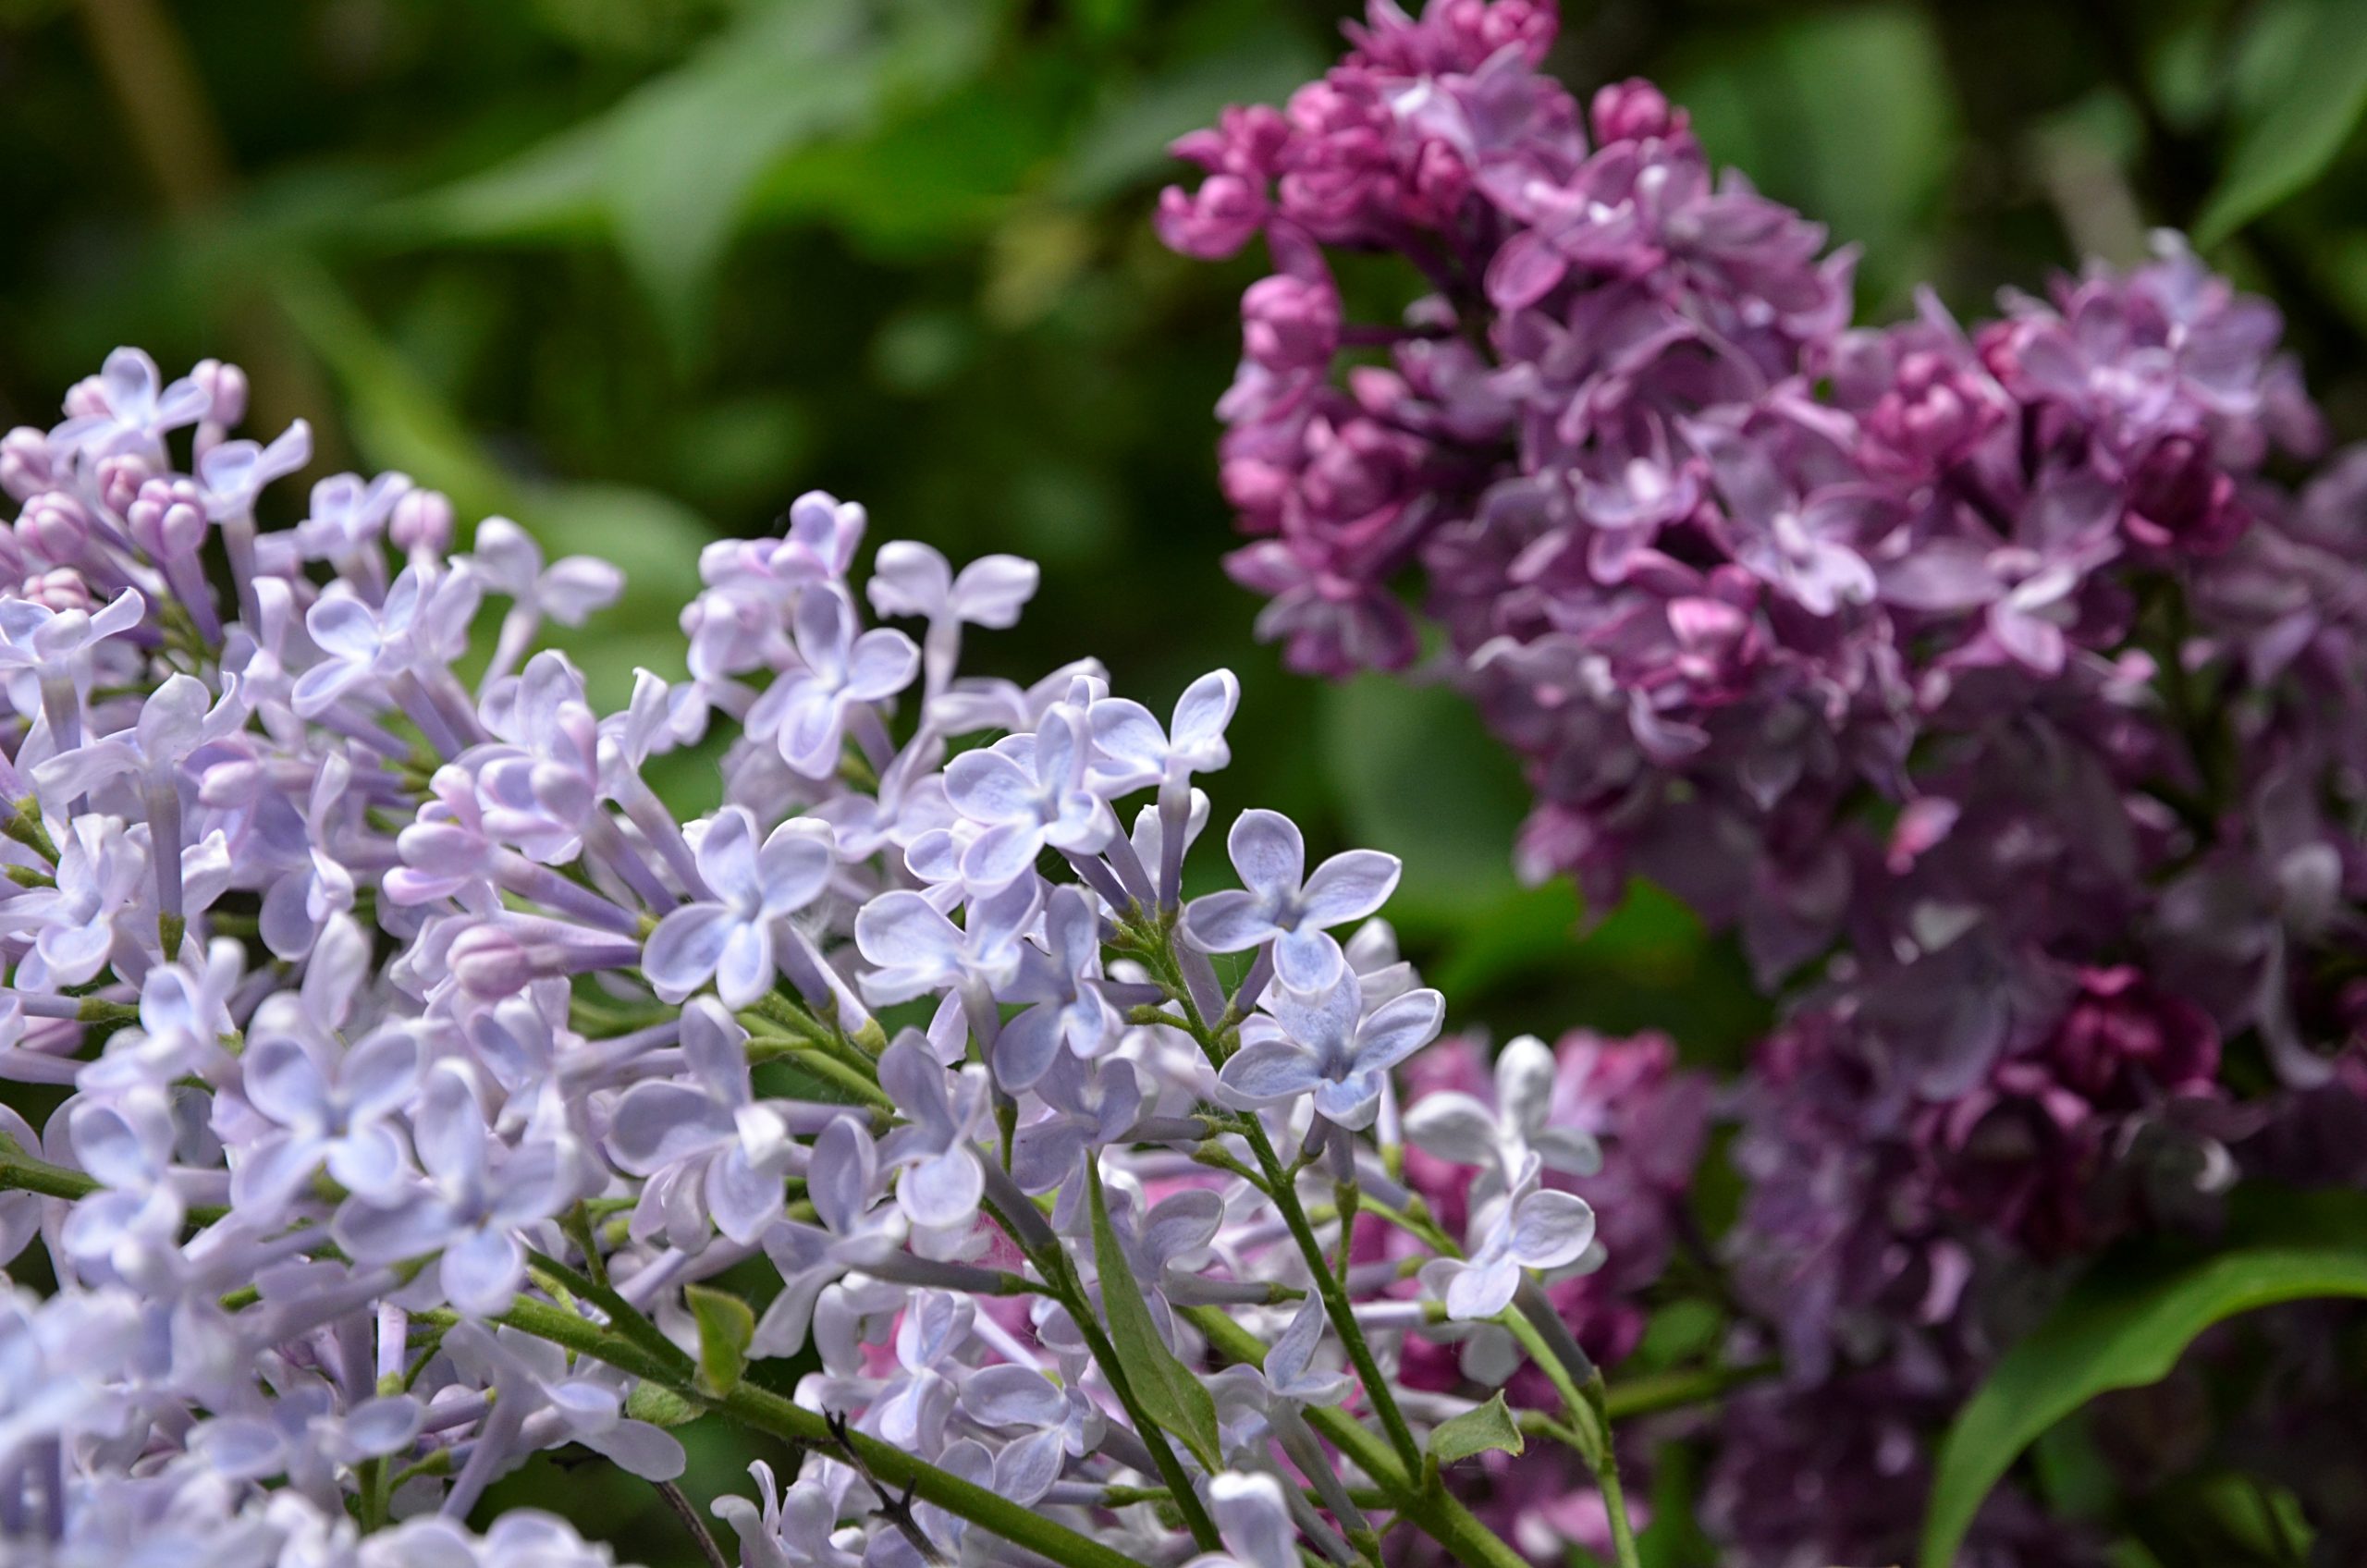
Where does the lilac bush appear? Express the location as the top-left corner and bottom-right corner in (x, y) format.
(0, 345), (1673, 1568)
(1162, 0), (2367, 1562)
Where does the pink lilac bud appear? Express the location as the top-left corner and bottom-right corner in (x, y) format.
(126, 476), (211, 562)
(18, 493), (94, 564)
(23, 566), (93, 612)
(391, 486), (457, 556)
(191, 358), (248, 428)
(96, 452), (153, 518)
(0, 427), (55, 500)
(1589, 78), (1683, 143)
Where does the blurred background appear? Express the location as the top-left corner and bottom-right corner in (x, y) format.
(5, 0), (2366, 1557)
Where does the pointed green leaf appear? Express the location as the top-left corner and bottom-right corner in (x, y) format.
(1429, 1391), (1526, 1466)
(2196, 0), (2367, 243)
(1920, 1240), (2367, 1567)
(687, 1283), (755, 1398)
(1085, 1159), (1223, 1469)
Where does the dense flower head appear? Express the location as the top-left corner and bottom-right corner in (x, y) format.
(1166, 2), (2367, 1565)
(0, 336), (1650, 1568)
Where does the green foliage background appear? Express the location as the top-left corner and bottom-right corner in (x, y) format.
(5, 0), (2367, 1560)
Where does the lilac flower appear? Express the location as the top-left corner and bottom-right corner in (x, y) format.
(876, 1035), (989, 1231)
(332, 1064), (571, 1316)
(293, 471), (412, 565)
(0, 816), (146, 990)
(853, 878), (1038, 1008)
(444, 1322), (686, 1482)
(49, 347), (212, 460)
(866, 539), (1038, 695)
(1010, 1051), (1143, 1199)
(195, 419), (312, 520)
(290, 567), (482, 717)
(713, 1467), (865, 1568)
(643, 808), (835, 1009)
(754, 1118), (906, 1357)
(1404, 1034), (1602, 1192)
(58, 1086), (185, 1276)
(1183, 809), (1402, 993)
(228, 1022), (421, 1220)
(962, 1364), (1104, 1503)
(1218, 974), (1443, 1129)
(1085, 668), (1241, 794)
(994, 887), (1123, 1090)
(750, 586), (919, 777)
(1418, 1164), (1598, 1320)
(606, 1000), (797, 1244)
(942, 704), (1116, 888)
(1188, 1472), (1300, 1568)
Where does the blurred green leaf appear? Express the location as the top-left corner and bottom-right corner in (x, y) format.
(2196, 0), (2367, 243)
(1055, 24), (1327, 202)
(605, 1), (880, 342)
(1318, 675), (1528, 931)
(276, 265), (709, 707)
(375, 0), (1002, 342)
(1920, 1193), (2367, 1568)
(1666, 5), (1956, 299)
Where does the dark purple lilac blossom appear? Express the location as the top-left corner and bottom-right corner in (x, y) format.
(1163, 2), (2367, 1563)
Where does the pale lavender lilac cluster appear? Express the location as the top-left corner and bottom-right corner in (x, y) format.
(1163, 1), (2367, 1562)
(0, 348), (1636, 1568)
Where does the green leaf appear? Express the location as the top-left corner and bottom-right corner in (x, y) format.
(1085, 1159), (1223, 1469)
(624, 1381), (705, 1427)
(604, 1), (883, 344)
(1920, 1235), (2367, 1567)
(686, 1283), (756, 1397)
(1429, 1391), (1526, 1466)
(1318, 675), (1530, 931)
(2196, 0), (2367, 243)
(1055, 25), (1329, 202)
(1663, 5), (1956, 299)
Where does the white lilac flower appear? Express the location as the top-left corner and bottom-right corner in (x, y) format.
(941, 703), (1115, 888)
(642, 806), (834, 1009)
(1182, 808), (1401, 993)
(1403, 1033), (1602, 1194)
(1418, 1161), (1599, 1322)
(1217, 972), (1443, 1130)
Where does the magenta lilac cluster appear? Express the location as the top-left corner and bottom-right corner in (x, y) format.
(1163, 1), (2367, 1562)
(0, 345), (1666, 1568)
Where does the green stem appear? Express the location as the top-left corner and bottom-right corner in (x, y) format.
(1235, 1114), (1426, 1478)
(499, 1299), (1149, 1568)
(1184, 1305), (1529, 1568)
(977, 1192), (1223, 1552)
(1131, 924), (1427, 1483)
(0, 1150), (1150, 1568)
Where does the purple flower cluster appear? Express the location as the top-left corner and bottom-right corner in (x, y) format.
(1164, 1), (2367, 1562)
(0, 348), (1645, 1568)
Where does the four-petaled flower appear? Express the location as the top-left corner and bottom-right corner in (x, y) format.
(1183, 809), (1401, 993)
(1218, 973), (1443, 1130)
(644, 806), (835, 1009)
